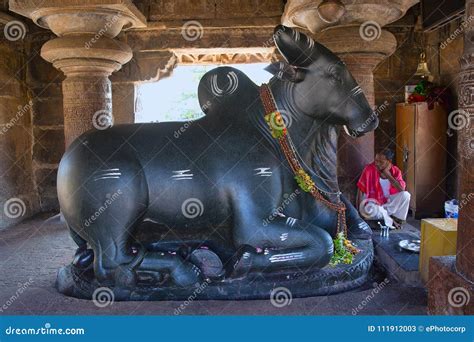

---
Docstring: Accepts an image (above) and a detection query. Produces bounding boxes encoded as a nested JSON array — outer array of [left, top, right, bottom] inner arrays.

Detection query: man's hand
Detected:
[[383, 162, 404, 191], [382, 162, 392, 177]]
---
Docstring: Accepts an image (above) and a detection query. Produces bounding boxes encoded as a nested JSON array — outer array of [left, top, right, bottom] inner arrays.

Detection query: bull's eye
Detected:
[[327, 64, 343, 84], [330, 72, 342, 84]]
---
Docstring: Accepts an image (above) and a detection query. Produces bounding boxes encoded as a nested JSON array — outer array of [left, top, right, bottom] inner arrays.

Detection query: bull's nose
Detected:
[[344, 109, 379, 137], [366, 114, 379, 131]]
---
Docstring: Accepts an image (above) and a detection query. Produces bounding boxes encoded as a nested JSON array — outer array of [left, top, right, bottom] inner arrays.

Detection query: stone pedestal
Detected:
[[9, 0, 146, 146]]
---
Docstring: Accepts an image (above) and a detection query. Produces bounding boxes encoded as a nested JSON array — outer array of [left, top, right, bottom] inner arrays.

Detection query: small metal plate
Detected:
[[398, 239, 421, 253]]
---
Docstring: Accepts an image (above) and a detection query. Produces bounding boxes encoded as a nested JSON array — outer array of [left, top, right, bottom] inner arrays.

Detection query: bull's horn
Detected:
[[273, 25, 315, 67], [264, 61, 306, 83]]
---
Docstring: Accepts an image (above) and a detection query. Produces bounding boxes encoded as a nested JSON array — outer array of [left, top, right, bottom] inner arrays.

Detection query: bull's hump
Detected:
[[197, 66, 260, 121]]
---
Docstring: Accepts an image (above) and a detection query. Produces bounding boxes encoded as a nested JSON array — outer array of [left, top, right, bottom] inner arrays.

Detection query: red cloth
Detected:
[[357, 162, 406, 204]]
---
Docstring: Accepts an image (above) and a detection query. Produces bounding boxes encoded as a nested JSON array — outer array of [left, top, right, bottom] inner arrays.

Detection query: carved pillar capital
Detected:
[[282, 0, 419, 33], [9, 0, 146, 37], [9, 0, 147, 146], [41, 35, 132, 77]]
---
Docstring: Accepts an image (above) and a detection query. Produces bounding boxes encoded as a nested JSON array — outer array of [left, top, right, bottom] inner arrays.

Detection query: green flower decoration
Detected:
[[265, 112, 287, 139], [330, 232, 357, 266], [294, 169, 315, 192]]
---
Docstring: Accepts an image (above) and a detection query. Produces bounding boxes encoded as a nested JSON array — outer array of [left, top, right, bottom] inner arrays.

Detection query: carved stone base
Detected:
[[56, 240, 373, 301]]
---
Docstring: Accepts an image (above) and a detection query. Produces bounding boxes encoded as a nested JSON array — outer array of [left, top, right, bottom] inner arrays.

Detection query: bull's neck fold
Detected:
[[267, 79, 341, 202]]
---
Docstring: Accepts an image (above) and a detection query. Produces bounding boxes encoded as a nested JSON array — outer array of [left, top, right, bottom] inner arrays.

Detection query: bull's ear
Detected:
[[264, 61, 306, 83], [273, 25, 315, 67]]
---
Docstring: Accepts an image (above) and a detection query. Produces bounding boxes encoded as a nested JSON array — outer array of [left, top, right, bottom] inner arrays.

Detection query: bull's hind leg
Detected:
[[88, 216, 202, 289], [83, 183, 201, 288], [68, 157, 150, 289], [85, 191, 146, 287], [68, 223, 94, 268], [232, 215, 334, 275]]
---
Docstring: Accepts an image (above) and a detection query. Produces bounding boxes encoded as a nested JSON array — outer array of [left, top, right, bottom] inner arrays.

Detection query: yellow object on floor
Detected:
[[419, 218, 458, 284]]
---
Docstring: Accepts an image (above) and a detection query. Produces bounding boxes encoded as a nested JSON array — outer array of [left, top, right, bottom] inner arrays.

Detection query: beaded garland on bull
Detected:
[[260, 83, 359, 265]]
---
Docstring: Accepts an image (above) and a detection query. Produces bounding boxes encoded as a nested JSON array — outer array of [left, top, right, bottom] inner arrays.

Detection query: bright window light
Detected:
[[135, 63, 271, 123]]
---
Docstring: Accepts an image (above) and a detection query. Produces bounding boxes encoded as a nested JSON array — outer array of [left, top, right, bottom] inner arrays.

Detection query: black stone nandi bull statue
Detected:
[[56, 25, 378, 300]]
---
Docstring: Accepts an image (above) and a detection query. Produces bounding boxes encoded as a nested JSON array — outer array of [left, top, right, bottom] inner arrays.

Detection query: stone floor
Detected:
[[0, 213, 427, 315]]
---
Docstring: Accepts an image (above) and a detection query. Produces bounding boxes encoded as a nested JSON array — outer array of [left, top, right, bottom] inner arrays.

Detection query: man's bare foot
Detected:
[[390, 216, 403, 229]]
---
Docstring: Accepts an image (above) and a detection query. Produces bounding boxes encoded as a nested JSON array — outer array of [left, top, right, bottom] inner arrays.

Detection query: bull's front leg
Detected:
[[340, 194, 373, 240], [231, 215, 334, 277]]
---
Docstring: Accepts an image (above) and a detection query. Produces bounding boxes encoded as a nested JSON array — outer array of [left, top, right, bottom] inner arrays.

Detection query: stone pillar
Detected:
[[426, 1, 474, 315], [316, 26, 397, 202], [9, 0, 146, 147], [456, 0, 474, 284], [41, 36, 133, 146]]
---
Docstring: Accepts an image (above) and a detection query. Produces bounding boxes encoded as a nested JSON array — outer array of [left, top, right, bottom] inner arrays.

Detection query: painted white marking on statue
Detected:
[[93, 169, 122, 182], [269, 252, 304, 263], [254, 168, 272, 177], [172, 170, 194, 180], [285, 217, 296, 227]]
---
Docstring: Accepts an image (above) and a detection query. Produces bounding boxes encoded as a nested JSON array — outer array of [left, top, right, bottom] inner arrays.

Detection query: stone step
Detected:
[[373, 230, 422, 287]]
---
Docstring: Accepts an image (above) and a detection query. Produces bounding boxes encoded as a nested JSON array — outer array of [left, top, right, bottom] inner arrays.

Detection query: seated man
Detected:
[[357, 149, 411, 229]]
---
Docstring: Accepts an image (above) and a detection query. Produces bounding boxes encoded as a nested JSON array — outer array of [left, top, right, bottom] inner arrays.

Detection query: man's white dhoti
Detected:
[[359, 191, 411, 228]]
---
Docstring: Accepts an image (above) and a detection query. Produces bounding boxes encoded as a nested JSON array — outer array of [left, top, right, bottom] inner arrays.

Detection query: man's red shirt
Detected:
[[357, 162, 406, 204]]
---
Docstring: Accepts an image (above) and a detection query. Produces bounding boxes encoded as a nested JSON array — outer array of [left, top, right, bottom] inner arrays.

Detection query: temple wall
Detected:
[[374, 7, 463, 199], [0, 28, 40, 228]]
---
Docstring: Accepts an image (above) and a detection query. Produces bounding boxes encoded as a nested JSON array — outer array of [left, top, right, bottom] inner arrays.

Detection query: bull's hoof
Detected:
[[72, 248, 94, 269], [228, 245, 255, 278], [171, 262, 203, 287], [189, 248, 224, 280]]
